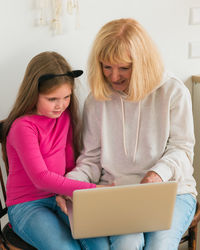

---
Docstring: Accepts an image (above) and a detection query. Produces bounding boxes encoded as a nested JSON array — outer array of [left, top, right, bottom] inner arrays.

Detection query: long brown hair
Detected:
[[0, 51, 82, 171]]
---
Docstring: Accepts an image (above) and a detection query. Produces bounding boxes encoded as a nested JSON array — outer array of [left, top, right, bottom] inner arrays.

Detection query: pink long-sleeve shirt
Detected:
[[6, 110, 96, 206]]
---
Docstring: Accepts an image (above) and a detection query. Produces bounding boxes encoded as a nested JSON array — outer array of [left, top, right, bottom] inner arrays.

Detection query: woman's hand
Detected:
[[140, 171, 163, 184], [56, 195, 69, 215]]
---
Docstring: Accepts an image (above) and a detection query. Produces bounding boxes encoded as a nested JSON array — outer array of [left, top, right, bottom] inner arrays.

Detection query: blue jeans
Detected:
[[8, 194, 196, 250], [109, 193, 196, 250], [8, 196, 109, 250]]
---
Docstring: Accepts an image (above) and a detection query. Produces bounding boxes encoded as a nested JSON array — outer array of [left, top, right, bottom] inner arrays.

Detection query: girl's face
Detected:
[[101, 61, 132, 93], [36, 83, 72, 118]]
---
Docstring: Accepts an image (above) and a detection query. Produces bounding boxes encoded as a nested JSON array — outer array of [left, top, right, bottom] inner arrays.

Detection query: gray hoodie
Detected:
[[67, 72, 197, 197]]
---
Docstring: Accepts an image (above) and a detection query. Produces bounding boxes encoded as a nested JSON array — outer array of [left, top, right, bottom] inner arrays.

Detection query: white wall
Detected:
[[1, 0, 200, 115], [0, 0, 200, 248]]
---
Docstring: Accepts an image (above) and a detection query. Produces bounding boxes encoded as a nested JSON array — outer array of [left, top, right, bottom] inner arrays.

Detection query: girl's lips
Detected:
[[53, 111, 62, 115]]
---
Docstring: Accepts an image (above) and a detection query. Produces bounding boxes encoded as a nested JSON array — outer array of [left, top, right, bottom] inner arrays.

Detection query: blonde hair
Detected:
[[0, 51, 82, 170], [88, 18, 164, 101]]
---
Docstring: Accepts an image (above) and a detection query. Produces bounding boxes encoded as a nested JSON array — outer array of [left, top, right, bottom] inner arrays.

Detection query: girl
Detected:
[[0, 51, 110, 250]]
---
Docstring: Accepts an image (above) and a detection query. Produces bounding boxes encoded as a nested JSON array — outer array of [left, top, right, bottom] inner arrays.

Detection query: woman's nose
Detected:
[[111, 69, 120, 82]]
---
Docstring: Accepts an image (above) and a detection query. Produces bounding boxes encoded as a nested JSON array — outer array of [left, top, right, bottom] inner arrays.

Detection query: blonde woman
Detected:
[[0, 51, 110, 250], [59, 18, 197, 250]]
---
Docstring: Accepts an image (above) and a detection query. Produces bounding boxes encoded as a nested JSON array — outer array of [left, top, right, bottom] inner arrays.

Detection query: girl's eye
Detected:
[[64, 94, 71, 100], [48, 98, 56, 102]]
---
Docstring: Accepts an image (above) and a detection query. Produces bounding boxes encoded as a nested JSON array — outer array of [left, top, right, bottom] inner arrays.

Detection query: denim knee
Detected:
[[110, 233, 144, 250], [8, 198, 81, 250], [144, 194, 196, 250], [79, 236, 110, 250]]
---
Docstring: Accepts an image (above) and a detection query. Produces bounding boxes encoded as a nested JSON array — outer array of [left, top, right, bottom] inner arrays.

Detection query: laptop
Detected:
[[67, 181, 177, 239]]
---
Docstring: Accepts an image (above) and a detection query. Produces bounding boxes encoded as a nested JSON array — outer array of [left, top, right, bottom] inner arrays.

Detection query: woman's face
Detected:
[[101, 61, 132, 93], [36, 83, 72, 118]]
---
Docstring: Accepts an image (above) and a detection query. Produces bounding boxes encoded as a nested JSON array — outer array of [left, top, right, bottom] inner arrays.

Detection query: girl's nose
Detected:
[[55, 100, 62, 109]]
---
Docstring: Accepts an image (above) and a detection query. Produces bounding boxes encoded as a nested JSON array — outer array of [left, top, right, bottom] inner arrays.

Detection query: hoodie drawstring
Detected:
[[120, 97, 128, 156], [120, 97, 141, 162], [133, 101, 140, 162]]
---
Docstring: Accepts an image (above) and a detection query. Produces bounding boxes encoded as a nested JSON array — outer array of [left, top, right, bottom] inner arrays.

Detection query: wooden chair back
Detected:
[[179, 200, 200, 250]]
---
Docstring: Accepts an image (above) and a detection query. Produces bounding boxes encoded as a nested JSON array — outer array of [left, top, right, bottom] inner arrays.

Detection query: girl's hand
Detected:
[[140, 171, 163, 184], [96, 185, 107, 188], [96, 183, 115, 188], [56, 195, 68, 215]]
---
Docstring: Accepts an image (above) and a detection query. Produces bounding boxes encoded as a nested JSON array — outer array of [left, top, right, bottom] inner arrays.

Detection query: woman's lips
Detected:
[[111, 80, 125, 85]]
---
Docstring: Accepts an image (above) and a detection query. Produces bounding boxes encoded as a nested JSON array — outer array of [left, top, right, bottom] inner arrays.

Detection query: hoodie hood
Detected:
[[147, 71, 171, 96]]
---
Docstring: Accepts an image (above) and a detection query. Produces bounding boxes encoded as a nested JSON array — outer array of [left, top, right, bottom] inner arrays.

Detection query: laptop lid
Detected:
[[67, 181, 177, 239]]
